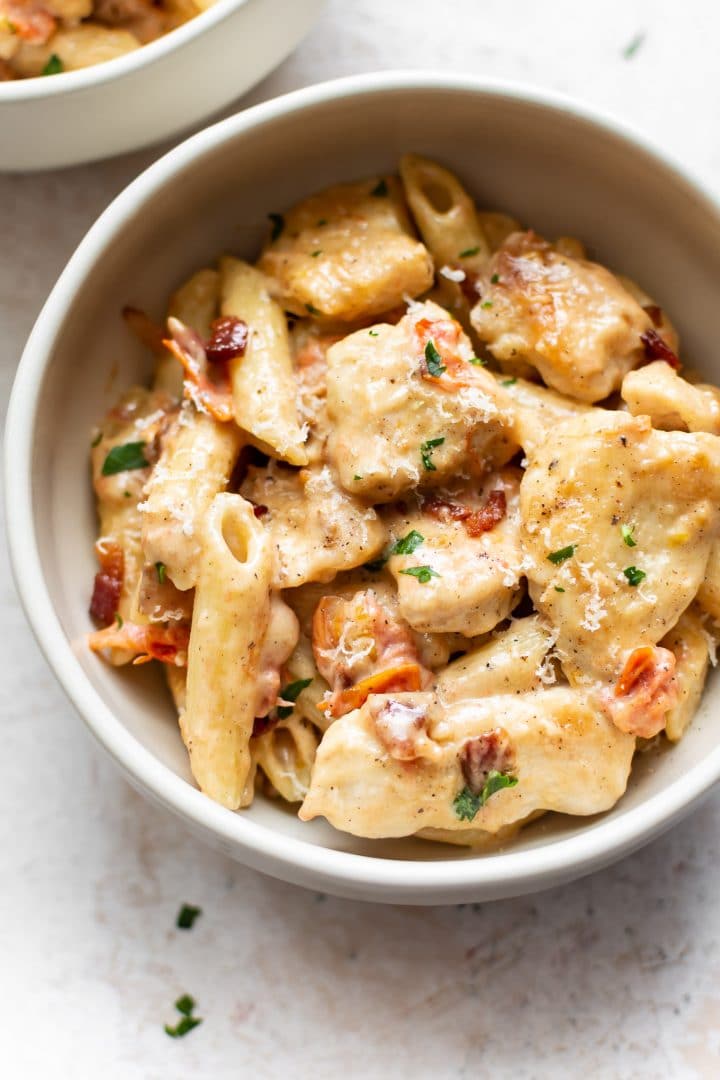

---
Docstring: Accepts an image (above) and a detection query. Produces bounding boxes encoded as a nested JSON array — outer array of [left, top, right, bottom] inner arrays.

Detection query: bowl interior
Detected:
[[22, 81, 720, 882]]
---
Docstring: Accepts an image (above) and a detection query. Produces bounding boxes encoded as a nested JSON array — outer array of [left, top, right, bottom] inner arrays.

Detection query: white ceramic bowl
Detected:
[[0, 0, 323, 171], [8, 72, 720, 904]]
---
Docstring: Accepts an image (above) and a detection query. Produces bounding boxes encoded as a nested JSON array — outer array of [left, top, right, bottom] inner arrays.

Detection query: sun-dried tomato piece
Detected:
[[464, 490, 507, 536], [460, 728, 514, 794], [89, 539, 124, 625], [205, 316, 248, 365], [641, 328, 681, 371], [604, 645, 679, 738], [88, 620, 190, 666]]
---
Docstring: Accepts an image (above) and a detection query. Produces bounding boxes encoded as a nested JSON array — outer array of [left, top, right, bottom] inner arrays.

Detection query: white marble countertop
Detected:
[[3, 1, 720, 1076]]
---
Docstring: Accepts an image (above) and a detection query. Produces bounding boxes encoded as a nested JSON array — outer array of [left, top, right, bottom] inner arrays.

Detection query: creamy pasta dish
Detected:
[[86, 155, 720, 848], [0, 0, 214, 78]]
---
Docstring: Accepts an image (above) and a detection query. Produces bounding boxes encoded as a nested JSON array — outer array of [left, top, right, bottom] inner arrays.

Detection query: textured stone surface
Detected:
[[2, 1, 720, 1075]]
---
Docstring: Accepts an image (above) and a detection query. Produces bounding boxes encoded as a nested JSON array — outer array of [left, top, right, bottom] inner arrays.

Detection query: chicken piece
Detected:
[[617, 274, 680, 355], [240, 463, 386, 588], [312, 589, 432, 718], [11, 24, 139, 76], [622, 361, 720, 434], [291, 324, 341, 465], [300, 688, 634, 839], [257, 176, 433, 323], [521, 410, 720, 690], [384, 468, 524, 637], [470, 231, 654, 403], [326, 300, 517, 502], [436, 615, 556, 701], [494, 374, 593, 454], [660, 607, 714, 742]]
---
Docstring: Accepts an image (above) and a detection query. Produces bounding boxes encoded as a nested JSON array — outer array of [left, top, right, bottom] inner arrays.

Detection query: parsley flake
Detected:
[[391, 530, 425, 556], [353, 474, 363, 480], [370, 179, 388, 197], [424, 339, 446, 377], [42, 53, 63, 76], [115, 613, 124, 629], [490, 273, 500, 284], [399, 565, 440, 584], [554, 586, 565, 593], [311, 250, 322, 257], [459, 246, 480, 258], [621, 523, 637, 547], [369, 329, 379, 337], [481, 300, 493, 309], [622, 31, 645, 60], [155, 562, 167, 585], [501, 377, 517, 386], [420, 436, 445, 471], [175, 995, 196, 1016], [268, 212, 284, 241], [176, 903, 202, 930], [277, 678, 312, 719], [316, 218, 327, 226], [305, 303, 321, 316], [453, 771, 518, 821], [469, 356, 487, 366], [548, 544, 576, 564], [101, 441, 148, 476], [164, 995, 202, 1038], [623, 565, 646, 587]]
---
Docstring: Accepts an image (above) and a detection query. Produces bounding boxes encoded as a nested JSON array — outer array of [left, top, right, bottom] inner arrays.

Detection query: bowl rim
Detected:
[[7, 69, 720, 899], [0, 0, 249, 100]]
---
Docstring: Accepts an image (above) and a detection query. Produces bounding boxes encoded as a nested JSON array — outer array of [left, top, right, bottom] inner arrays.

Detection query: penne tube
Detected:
[[399, 154, 490, 271]]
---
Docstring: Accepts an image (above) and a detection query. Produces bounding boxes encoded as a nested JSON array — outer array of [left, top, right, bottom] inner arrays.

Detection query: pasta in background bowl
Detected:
[[8, 73, 720, 903]]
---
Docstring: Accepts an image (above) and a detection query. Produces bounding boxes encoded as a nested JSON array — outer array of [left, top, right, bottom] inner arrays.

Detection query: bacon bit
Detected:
[[164, 317, 234, 422], [423, 489, 506, 537], [605, 645, 679, 738], [318, 663, 424, 718], [88, 620, 190, 667], [641, 328, 681, 371], [464, 490, 507, 536], [89, 539, 124, 626], [4, 1, 56, 43], [252, 504, 268, 518], [414, 316, 486, 392], [643, 304, 663, 328], [122, 306, 165, 353], [205, 316, 248, 364], [372, 698, 430, 761], [460, 728, 514, 794]]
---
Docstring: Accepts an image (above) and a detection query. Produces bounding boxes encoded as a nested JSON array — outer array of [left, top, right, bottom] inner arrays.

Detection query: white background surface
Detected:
[[3, 1, 720, 1076]]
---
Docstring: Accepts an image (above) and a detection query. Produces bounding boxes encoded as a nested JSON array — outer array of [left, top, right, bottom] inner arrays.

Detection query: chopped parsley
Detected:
[[91, 430, 102, 448], [164, 995, 202, 1038], [547, 544, 576, 565], [481, 300, 493, 309], [453, 770, 518, 821], [42, 53, 63, 76], [369, 329, 379, 337], [370, 179, 388, 197], [123, 491, 131, 499], [459, 246, 480, 258], [311, 250, 322, 257], [424, 339, 446, 377], [101, 441, 148, 476], [622, 31, 645, 60], [554, 586, 565, 593], [469, 356, 487, 366], [490, 273, 500, 284], [623, 565, 646, 587], [316, 218, 328, 226], [501, 377, 517, 386], [268, 212, 284, 241], [277, 678, 312, 719], [155, 562, 167, 585], [115, 613, 123, 629], [621, 523, 637, 547], [176, 904, 202, 930], [420, 435, 445, 471], [391, 529, 425, 556], [399, 565, 440, 584], [305, 303, 321, 316], [353, 474, 363, 480]]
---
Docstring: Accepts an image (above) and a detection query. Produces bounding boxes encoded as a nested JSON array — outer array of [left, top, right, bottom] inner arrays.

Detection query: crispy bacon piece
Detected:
[[122, 306, 166, 353], [312, 590, 431, 719], [3, 1, 56, 43], [422, 489, 507, 537], [641, 328, 681, 371], [163, 317, 234, 422], [317, 663, 423, 717], [604, 645, 679, 738], [372, 698, 431, 761], [88, 620, 190, 666], [89, 539, 124, 626], [460, 727, 514, 794], [205, 316, 248, 365]]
